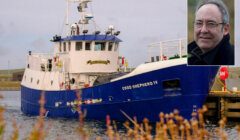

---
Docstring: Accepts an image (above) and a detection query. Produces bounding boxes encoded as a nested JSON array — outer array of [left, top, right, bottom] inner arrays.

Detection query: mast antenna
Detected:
[[66, 0, 92, 35]]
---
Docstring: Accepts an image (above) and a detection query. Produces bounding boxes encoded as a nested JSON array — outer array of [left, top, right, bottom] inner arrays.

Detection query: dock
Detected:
[[205, 90, 240, 119]]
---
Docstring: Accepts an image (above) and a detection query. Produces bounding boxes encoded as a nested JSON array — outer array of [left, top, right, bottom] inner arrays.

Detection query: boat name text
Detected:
[[87, 60, 110, 65], [122, 80, 158, 91]]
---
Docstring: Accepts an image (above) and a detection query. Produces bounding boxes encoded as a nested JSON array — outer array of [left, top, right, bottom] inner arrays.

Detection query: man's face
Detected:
[[194, 4, 229, 53]]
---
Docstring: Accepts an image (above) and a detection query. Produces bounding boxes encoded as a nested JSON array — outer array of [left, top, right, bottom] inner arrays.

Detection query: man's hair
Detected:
[[195, 0, 229, 24]]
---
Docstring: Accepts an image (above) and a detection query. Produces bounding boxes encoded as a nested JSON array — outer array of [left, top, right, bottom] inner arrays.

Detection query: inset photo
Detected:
[[188, 0, 235, 66]]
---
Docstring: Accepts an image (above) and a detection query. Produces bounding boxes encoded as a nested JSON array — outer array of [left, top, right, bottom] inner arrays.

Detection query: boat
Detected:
[[21, 0, 219, 122]]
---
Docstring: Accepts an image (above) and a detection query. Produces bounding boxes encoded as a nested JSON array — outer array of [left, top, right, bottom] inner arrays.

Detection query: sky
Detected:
[[0, 0, 239, 70]]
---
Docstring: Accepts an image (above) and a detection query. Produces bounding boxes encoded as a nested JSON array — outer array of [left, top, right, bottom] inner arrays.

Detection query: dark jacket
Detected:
[[188, 34, 234, 65]]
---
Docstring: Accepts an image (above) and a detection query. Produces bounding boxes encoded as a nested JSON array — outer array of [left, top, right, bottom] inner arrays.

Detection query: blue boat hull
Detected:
[[21, 64, 219, 121]]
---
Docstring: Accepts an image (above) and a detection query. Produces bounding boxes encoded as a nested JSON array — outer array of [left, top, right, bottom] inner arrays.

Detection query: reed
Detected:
[[9, 119, 19, 140], [1, 91, 240, 139], [75, 90, 88, 140], [27, 91, 47, 140], [0, 94, 6, 140], [104, 105, 238, 140]]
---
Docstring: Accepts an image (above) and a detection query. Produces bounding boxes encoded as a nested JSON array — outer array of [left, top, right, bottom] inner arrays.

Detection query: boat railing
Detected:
[[27, 52, 70, 72], [147, 38, 187, 62], [27, 52, 54, 71]]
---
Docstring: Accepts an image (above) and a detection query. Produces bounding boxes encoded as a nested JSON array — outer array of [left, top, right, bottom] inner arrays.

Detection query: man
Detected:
[[188, 0, 234, 65]]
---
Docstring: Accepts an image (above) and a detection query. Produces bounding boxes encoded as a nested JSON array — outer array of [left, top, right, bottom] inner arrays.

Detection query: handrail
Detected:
[[147, 38, 187, 62]]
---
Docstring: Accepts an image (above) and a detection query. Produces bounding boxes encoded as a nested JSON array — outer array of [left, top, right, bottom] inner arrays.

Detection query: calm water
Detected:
[[0, 91, 239, 140], [0, 91, 113, 139]]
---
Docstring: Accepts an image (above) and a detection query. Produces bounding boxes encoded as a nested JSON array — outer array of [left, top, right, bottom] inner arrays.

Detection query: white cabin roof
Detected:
[[111, 58, 187, 81]]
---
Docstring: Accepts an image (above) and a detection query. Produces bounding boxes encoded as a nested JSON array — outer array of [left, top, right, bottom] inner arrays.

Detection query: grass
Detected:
[[0, 69, 23, 90], [0, 69, 24, 75], [0, 75, 12, 79], [0, 81, 20, 90], [0, 82, 20, 87], [0, 94, 6, 140]]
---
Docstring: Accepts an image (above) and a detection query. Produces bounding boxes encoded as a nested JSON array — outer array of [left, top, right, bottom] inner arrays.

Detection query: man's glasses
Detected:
[[194, 21, 225, 29]]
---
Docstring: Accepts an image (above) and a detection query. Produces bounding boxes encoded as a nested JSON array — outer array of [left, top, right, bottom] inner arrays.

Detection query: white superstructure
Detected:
[[21, 0, 124, 91]]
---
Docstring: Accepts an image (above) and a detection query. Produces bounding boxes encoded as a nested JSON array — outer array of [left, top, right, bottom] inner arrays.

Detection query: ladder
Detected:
[[65, 72, 71, 90]]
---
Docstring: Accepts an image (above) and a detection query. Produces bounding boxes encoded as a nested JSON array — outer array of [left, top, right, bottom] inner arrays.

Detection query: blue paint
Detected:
[[21, 64, 219, 122], [58, 35, 122, 42]]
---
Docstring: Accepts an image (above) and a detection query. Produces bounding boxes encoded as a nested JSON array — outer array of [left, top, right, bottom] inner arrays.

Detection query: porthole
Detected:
[[70, 78, 75, 84]]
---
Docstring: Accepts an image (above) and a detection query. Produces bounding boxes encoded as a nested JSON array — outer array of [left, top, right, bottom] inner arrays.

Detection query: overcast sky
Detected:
[[0, 0, 239, 70]]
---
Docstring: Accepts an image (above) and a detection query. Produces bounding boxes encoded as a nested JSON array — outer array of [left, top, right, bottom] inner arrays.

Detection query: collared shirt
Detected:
[[188, 34, 234, 65]]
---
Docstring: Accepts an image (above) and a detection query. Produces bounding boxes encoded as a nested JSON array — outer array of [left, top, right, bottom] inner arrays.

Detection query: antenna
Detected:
[[78, 0, 92, 32], [107, 25, 114, 35], [66, 0, 92, 35], [66, 0, 70, 35]]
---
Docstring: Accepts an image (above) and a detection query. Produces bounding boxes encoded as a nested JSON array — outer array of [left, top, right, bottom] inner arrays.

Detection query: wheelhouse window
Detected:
[[59, 42, 62, 52], [108, 42, 113, 51], [114, 43, 119, 51], [151, 57, 154, 62], [68, 42, 71, 51], [95, 42, 106, 51], [85, 42, 91, 50], [76, 42, 83, 51], [63, 42, 66, 52]]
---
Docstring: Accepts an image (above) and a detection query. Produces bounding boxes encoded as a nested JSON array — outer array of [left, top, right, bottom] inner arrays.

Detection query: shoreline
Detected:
[[0, 87, 20, 91], [0, 81, 21, 91]]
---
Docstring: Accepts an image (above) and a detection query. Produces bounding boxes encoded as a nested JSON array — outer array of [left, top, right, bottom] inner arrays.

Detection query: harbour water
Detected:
[[1, 91, 113, 139], [0, 91, 239, 139]]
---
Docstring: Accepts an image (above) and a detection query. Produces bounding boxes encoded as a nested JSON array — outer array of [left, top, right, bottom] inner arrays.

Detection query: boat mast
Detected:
[[78, 0, 93, 33], [66, 0, 93, 36], [66, 0, 70, 36]]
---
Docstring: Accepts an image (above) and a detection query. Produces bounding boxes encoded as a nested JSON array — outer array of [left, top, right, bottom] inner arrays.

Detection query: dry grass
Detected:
[[104, 106, 240, 140], [9, 119, 19, 140], [0, 82, 20, 88], [0, 75, 11, 79], [1, 92, 240, 139], [0, 82, 20, 91], [0, 94, 6, 140], [27, 92, 47, 140]]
